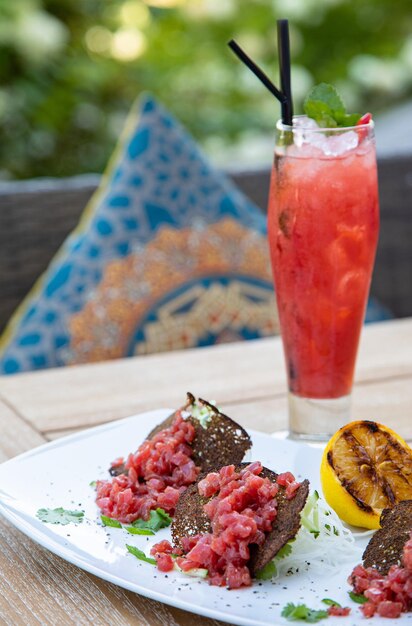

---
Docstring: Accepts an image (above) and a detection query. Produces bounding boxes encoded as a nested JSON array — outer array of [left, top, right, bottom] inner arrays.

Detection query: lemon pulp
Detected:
[[320, 420, 412, 529]]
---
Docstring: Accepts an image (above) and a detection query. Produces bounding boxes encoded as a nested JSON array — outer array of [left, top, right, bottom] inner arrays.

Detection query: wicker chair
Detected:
[[0, 155, 411, 335]]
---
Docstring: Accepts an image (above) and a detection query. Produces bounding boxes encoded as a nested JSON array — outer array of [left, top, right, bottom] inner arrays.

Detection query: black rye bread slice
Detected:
[[172, 463, 310, 577], [363, 500, 412, 575], [147, 393, 252, 472], [109, 393, 252, 476]]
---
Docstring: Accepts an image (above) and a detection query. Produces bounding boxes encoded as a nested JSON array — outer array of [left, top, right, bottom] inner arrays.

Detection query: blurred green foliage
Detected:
[[0, 0, 411, 179]]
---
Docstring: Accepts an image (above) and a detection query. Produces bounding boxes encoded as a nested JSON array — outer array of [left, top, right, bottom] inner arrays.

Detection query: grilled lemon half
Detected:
[[320, 420, 412, 529]]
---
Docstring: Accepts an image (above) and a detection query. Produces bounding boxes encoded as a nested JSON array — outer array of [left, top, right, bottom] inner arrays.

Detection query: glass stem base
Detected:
[[288, 392, 352, 441]]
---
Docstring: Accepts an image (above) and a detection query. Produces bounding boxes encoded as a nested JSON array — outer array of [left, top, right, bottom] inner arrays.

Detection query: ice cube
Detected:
[[321, 131, 359, 156], [293, 116, 320, 148], [292, 116, 359, 156], [293, 116, 319, 130]]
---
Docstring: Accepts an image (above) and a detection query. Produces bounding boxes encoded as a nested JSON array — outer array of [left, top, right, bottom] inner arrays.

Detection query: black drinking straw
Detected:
[[228, 19, 294, 127], [228, 40, 286, 106], [277, 19, 293, 126]]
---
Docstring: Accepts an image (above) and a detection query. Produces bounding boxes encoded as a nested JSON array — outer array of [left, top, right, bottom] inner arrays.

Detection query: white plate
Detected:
[[0, 409, 403, 626]]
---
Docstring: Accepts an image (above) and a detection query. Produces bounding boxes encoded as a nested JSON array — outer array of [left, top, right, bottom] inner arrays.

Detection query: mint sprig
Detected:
[[36, 507, 84, 525], [304, 83, 360, 128]]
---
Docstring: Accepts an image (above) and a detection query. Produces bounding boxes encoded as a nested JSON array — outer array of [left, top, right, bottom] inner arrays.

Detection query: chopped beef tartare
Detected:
[[96, 412, 200, 523], [150, 462, 301, 589], [349, 531, 412, 618]]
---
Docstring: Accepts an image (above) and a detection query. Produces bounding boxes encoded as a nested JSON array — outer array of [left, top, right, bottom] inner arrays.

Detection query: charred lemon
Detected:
[[320, 420, 412, 529]]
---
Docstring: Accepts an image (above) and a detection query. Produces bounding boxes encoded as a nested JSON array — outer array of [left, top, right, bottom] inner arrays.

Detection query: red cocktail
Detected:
[[268, 117, 379, 438]]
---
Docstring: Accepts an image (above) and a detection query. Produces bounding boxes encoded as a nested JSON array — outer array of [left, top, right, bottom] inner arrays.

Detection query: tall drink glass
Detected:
[[268, 117, 379, 440]]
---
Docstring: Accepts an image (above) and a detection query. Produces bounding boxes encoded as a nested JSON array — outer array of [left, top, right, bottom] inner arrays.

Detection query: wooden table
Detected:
[[0, 317, 411, 625]]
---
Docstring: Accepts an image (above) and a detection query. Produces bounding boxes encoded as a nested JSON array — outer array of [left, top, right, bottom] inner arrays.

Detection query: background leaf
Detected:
[[0, 0, 411, 178]]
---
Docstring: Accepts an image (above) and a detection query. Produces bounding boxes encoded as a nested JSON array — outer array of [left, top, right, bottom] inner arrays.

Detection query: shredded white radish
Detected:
[[269, 491, 364, 579], [351, 528, 376, 539]]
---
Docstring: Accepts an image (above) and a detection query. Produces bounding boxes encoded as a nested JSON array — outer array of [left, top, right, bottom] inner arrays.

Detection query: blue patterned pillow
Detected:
[[0, 95, 278, 373]]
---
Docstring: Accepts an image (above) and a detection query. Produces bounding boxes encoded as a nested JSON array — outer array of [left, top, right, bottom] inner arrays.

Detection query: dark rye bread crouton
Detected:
[[172, 463, 309, 577], [110, 393, 252, 476], [363, 500, 412, 575], [147, 393, 252, 471]]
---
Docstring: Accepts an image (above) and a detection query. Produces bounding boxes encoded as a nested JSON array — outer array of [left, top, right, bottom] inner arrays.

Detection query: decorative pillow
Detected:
[[0, 95, 278, 373]]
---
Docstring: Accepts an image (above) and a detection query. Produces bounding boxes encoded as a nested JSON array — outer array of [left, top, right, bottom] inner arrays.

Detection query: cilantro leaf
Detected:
[[89, 480, 97, 488], [256, 560, 277, 580], [131, 508, 172, 532], [36, 507, 84, 525], [304, 610, 329, 623], [348, 591, 368, 604], [304, 83, 360, 128], [100, 515, 122, 528], [322, 598, 341, 607], [100, 508, 171, 533], [155, 508, 173, 525], [126, 544, 156, 565], [125, 526, 155, 536], [277, 542, 293, 559], [281, 602, 328, 622], [255, 540, 295, 580]]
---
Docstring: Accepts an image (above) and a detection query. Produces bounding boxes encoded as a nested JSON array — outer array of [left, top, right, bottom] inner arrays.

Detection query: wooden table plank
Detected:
[[0, 337, 285, 432], [353, 317, 412, 381], [225, 373, 412, 440], [0, 399, 44, 463], [43, 371, 412, 443], [0, 515, 227, 626], [1, 318, 412, 434]]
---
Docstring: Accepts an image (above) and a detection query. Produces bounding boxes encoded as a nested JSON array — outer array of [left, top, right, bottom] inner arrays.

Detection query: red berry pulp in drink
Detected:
[[268, 132, 379, 399]]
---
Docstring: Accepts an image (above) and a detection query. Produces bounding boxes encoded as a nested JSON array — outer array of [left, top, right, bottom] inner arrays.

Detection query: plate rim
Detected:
[[0, 410, 328, 626]]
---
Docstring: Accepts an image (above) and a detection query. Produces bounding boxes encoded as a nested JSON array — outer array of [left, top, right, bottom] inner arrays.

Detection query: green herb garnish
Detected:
[[100, 508, 171, 533], [125, 526, 155, 536], [277, 542, 293, 559], [281, 602, 328, 622], [304, 83, 360, 128], [126, 544, 156, 565], [348, 591, 368, 604], [190, 401, 217, 429], [100, 515, 122, 528], [89, 480, 97, 488], [255, 541, 293, 580], [322, 598, 341, 607], [256, 560, 277, 580], [36, 507, 84, 525], [131, 508, 172, 532]]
